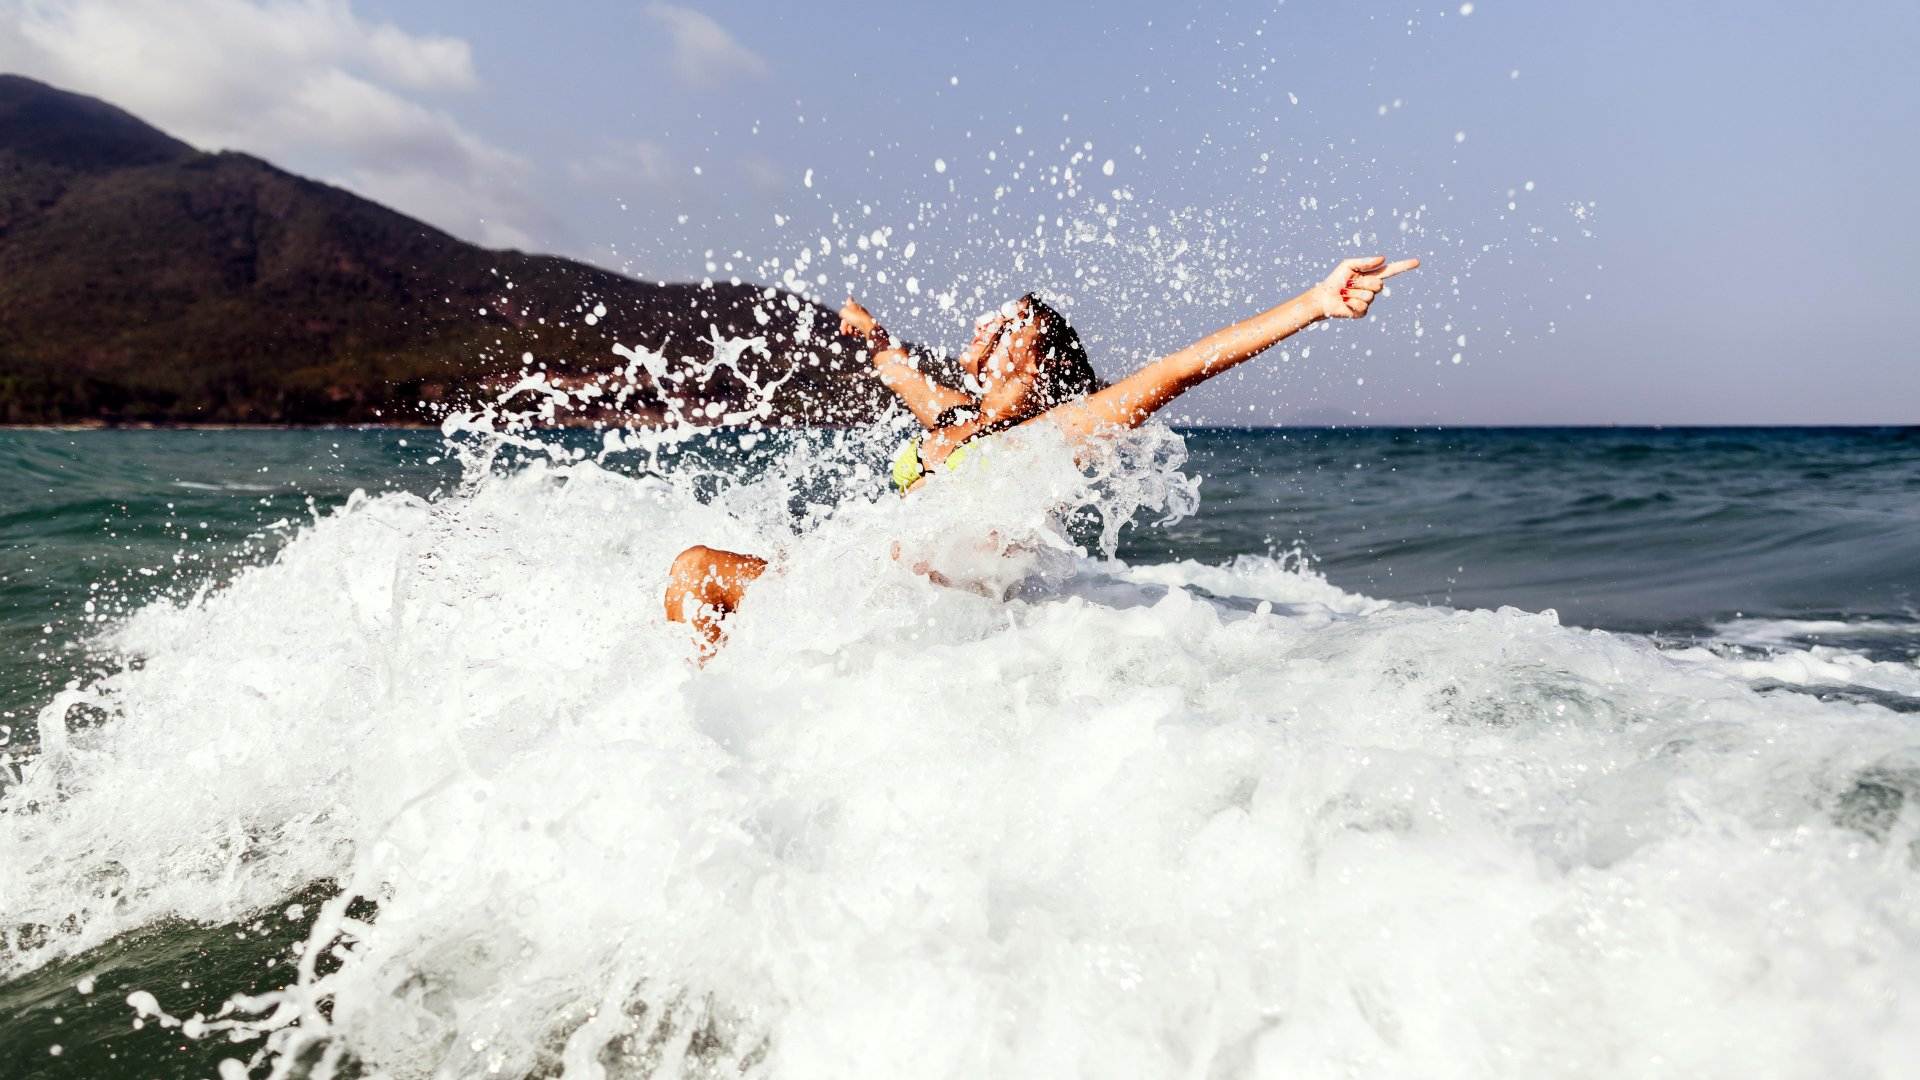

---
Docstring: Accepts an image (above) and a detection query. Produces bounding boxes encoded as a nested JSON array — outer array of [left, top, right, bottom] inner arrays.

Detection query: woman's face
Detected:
[[958, 309, 1006, 382], [965, 301, 1052, 422], [961, 300, 1042, 388]]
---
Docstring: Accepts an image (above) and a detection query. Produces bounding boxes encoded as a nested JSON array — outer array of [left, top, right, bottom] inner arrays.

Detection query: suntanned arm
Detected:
[[841, 297, 975, 430], [1041, 292, 1324, 439], [871, 347, 974, 429], [1040, 256, 1419, 441]]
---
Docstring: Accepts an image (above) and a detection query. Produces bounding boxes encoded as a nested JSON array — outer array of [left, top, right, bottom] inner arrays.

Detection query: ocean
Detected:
[[2, 424, 1918, 1078]]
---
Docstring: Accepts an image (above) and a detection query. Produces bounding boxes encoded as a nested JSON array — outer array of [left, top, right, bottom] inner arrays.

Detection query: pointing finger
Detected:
[[1381, 258, 1421, 279]]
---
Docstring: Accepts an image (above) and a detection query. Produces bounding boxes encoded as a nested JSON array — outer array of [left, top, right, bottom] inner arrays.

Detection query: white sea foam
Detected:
[[1713, 616, 1920, 651], [1670, 642, 1920, 702], [4, 419, 1920, 1079]]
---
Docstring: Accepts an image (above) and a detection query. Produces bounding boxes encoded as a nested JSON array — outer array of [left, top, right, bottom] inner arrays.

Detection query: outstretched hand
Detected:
[[839, 297, 878, 340], [1313, 256, 1420, 319]]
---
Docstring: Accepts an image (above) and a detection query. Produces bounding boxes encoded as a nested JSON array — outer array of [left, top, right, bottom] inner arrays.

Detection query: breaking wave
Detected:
[[4, 398, 1920, 1079]]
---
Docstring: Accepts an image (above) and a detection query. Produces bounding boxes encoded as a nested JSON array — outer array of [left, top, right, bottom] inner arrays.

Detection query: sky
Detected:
[[2, 0, 1916, 424]]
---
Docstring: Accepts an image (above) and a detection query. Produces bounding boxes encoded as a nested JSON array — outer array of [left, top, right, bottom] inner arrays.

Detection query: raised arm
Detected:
[[840, 297, 974, 429], [1042, 256, 1419, 440]]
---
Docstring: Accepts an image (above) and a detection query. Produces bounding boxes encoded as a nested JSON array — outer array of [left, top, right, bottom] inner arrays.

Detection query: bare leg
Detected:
[[663, 545, 769, 659]]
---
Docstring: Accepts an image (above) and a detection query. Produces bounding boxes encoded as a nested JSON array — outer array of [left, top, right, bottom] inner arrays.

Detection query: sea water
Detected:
[[1, 422, 1918, 1078]]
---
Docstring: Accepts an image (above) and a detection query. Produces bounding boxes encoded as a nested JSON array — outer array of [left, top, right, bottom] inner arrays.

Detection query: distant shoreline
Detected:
[[3, 421, 1914, 433], [0, 422, 443, 431]]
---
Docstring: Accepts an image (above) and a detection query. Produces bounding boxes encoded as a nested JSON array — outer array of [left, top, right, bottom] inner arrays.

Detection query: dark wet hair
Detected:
[[1016, 293, 1103, 407]]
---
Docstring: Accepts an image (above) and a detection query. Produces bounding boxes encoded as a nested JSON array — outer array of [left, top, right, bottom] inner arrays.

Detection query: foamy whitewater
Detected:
[[3, 399, 1919, 1079]]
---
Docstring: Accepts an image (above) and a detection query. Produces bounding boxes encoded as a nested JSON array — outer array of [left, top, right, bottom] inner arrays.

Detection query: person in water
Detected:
[[664, 254, 1421, 654]]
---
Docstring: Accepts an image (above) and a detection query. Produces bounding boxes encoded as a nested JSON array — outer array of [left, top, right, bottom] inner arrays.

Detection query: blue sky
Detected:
[[4, 0, 1916, 424]]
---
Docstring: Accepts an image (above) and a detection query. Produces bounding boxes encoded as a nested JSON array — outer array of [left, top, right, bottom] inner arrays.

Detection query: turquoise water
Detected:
[[3, 425, 1919, 1078], [0, 431, 457, 730]]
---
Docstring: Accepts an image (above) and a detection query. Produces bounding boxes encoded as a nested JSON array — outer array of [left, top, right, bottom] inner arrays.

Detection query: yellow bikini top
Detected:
[[890, 434, 978, 493], [890, 410, 1030, 493]]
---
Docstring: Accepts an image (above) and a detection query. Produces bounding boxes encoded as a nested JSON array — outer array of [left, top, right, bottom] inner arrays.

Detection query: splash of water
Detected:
[[4, 365, 1919, 1077]]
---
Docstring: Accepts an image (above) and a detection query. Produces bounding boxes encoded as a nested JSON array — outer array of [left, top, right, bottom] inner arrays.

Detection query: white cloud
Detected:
[[569, 139, 678, 188], [0, 0, 552, 250], [644, 3, 768, 88]]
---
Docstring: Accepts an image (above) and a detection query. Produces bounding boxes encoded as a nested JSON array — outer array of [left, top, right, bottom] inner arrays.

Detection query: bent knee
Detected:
[[669, 544, 723, 582], [664, 545, 766, 623]]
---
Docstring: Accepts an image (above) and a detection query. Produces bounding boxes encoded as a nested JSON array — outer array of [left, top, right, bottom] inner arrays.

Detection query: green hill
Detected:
[[0, 74, 895, 426]]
